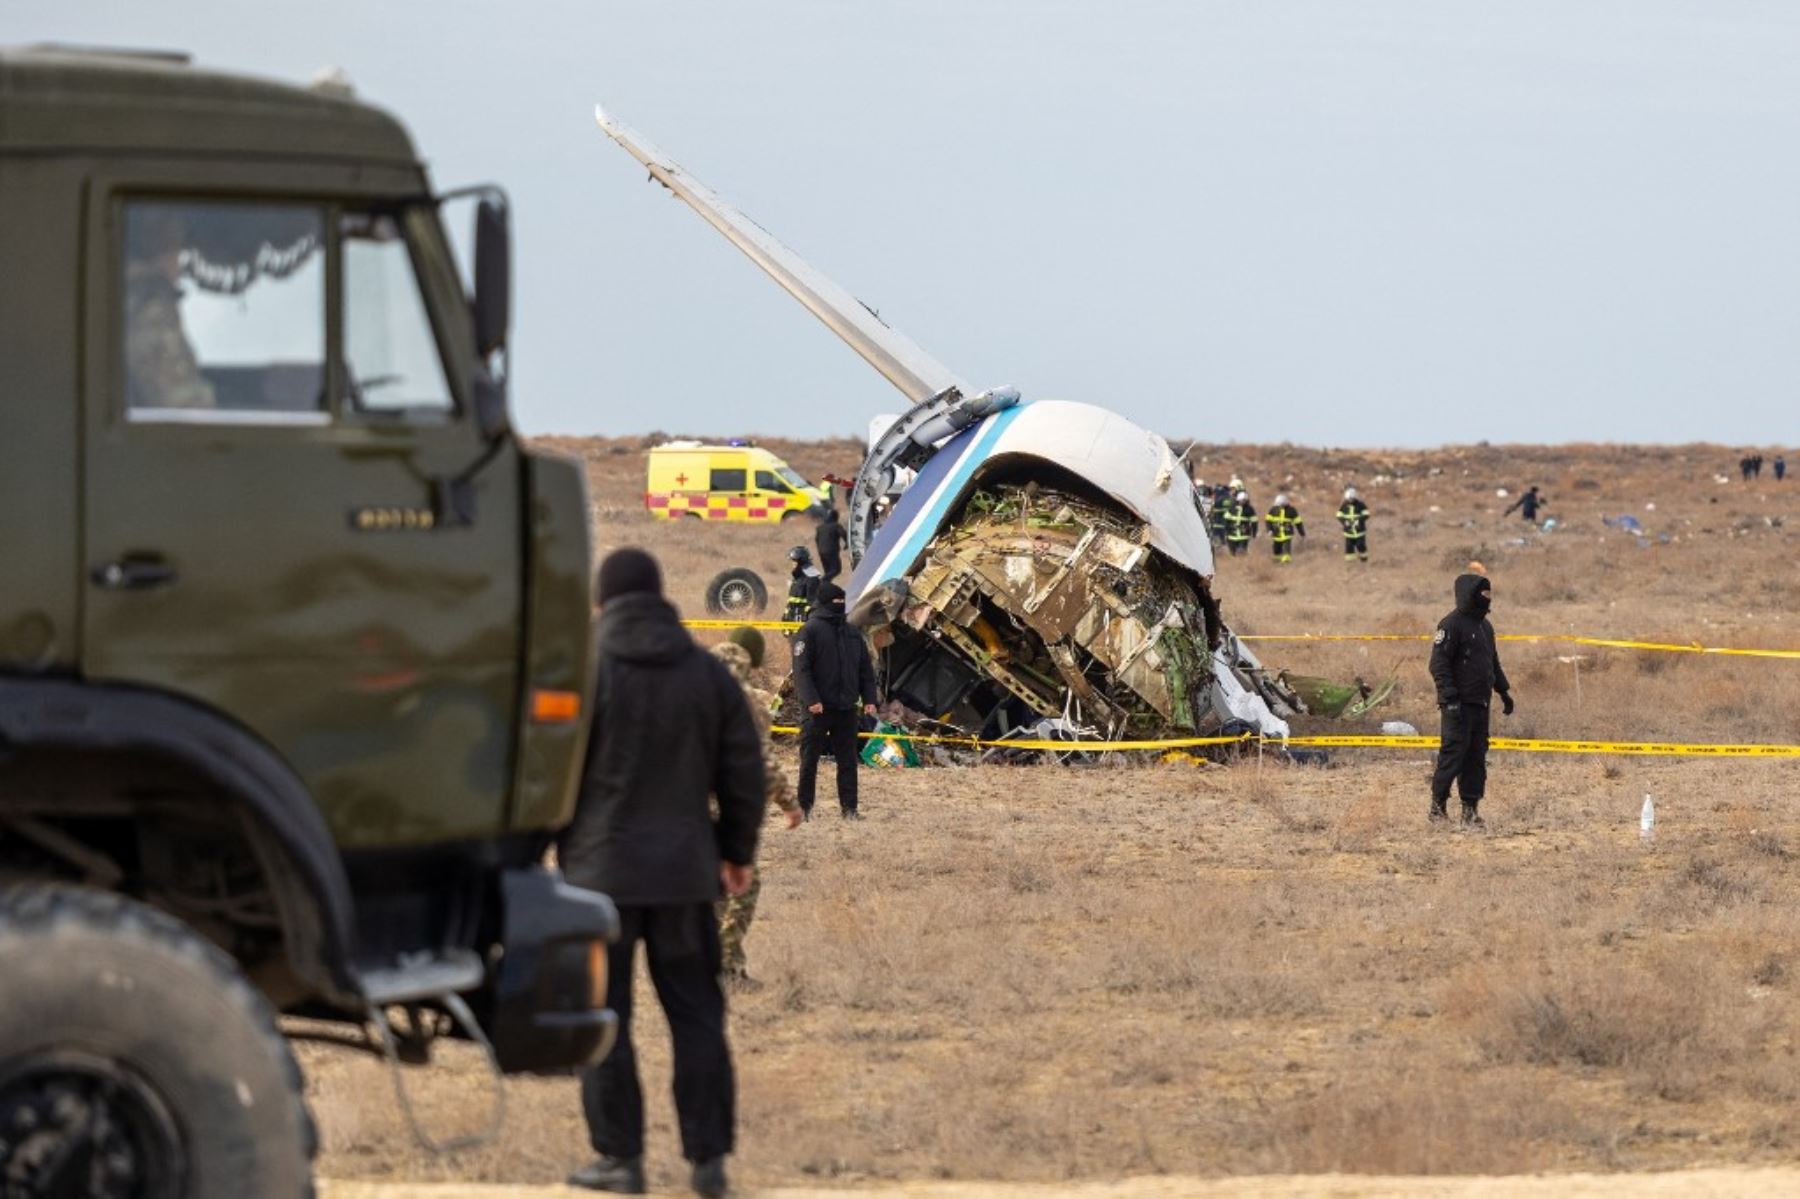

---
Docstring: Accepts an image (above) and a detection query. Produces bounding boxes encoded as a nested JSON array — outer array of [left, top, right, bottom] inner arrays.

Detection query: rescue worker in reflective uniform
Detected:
[[709, 642, 802, 986], [1427, 573, 1515, 827], [1264, 494, 1305, 563], [1336, 487, 1371, 562], [782, 546, 822, 625], [792, 583, 880, 820], [124, 208, 216, 410], [1207, 482, 1232, 546], [1224, 490, 1258, 556]]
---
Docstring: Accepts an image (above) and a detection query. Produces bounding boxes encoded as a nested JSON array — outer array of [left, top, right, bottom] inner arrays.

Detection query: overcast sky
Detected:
[[15, 1, 1800, 446]]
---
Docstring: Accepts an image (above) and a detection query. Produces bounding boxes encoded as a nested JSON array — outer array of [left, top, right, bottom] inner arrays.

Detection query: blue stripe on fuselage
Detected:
[[852, 404, 1023, 597]]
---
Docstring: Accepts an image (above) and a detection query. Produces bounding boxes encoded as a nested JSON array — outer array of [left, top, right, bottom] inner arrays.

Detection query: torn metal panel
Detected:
[[932, 618, 1060, 719], [1279, 671, 1400, 720], [886, 484, 1224, 736]]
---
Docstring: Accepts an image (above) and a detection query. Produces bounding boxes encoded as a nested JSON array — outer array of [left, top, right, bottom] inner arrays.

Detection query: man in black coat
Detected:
[[562, 549, 764, 1198], [1504, 485, 1545, 523], [791, 582, 880, 819], [814, 507, 849, 582], [1427, 572, 1515, 828]]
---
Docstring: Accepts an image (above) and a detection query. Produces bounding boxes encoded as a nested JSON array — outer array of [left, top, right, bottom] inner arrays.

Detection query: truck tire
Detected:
[[704, 567, 769, 617], [0, 884, 315, 1199]]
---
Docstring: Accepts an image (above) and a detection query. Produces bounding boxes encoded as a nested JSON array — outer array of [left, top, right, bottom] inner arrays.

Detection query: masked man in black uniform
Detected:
[[1427, 573, 1515, 827], [814, 507, 849, 582], [791, 583, 880, 819]]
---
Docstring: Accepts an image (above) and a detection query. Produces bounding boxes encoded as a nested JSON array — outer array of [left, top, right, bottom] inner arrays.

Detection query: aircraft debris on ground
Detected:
[[595, 108, 1394, 750]]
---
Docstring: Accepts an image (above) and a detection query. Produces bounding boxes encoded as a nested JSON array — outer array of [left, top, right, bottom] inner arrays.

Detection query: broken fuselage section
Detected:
[[876, 484, 1215, 737], [848, 396, 1300, 743]]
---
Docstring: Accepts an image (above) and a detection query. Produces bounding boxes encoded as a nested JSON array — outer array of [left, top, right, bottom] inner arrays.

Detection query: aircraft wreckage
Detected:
[[595, 108, 1391, 746]]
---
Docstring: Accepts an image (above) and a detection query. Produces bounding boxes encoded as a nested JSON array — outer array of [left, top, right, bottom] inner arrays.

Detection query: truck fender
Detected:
[[0, 676, 360, 1006]]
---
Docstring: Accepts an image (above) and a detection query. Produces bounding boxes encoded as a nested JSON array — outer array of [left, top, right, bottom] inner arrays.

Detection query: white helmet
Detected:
[[1236, 490, 1249, 502], [1229, 476, 1244, 489], [1274, 493, 1288, 507], [1344, 486, 1358, 500]]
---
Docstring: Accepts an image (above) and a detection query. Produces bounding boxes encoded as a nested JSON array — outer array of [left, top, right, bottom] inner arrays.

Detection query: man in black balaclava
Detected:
[[791, 582, 880, 819], [1426, 572, 1514, 827], [814, 506, 849, 583]]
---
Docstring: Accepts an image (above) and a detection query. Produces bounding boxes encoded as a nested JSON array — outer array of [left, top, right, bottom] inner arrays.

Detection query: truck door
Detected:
[[82, 189, 524, 849]]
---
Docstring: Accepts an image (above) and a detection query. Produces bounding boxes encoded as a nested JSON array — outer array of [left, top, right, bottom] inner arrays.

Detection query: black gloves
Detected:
[[1501, 691, 1515, 716]]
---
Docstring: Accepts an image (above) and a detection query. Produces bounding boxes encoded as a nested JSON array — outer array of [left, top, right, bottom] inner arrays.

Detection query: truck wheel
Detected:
[[0, 885, 315, 1199], [704, 567, 769, 617]]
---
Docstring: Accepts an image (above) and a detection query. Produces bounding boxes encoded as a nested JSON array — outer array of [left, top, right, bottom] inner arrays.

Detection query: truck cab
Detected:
[[0, 47, 613, 1194]]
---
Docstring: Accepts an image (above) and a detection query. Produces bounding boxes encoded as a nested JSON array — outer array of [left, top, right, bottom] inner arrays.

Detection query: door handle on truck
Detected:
[[92, 556, 177, 591]]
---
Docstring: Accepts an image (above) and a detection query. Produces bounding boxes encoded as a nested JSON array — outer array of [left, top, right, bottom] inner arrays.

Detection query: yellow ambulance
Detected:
[[644, 442, 831, 522]]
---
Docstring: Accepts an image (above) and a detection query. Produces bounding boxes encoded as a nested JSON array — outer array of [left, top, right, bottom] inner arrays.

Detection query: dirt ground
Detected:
[[319, 1165, 1800, 1197], [306, 437, 1798, 1193]]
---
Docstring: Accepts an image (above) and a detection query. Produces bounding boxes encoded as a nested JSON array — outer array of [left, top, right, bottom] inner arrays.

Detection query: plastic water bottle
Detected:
[[1640, 794, 1655, 844]]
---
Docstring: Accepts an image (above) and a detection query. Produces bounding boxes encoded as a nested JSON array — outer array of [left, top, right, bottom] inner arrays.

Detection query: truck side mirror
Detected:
[[473, 198, 510, 358]]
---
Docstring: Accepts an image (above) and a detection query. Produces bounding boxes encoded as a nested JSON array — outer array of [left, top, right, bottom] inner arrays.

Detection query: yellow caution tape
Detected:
[[766, 725, 1800, 758], [770, 726, 1251, 751], [676, 619, 799, 630], [681, 621, 1800, 658], [1240, 632, 1800, 659], [683, 618, 803, 631], [1486, 738, 1800, 758], [1508, 635, 1800, 660]]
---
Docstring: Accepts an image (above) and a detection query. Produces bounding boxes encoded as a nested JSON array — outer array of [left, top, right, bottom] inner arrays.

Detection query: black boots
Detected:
[[1431, 799, 1486, 828], [692, 1157, 729, 1198], [570, 1156, 728, 1196], [568, 1155, 646, 1194]]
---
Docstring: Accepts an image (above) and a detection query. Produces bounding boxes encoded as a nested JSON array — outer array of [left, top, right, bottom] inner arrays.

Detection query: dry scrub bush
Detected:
[[1245, 1067, 1588, 1176], [1448, 947, 1745, 1101], [1436, 828, 1800, 1111], [1095, 889, 1325, 1019]]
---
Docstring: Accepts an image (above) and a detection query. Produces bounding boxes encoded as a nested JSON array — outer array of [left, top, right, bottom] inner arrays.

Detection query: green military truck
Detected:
[[0, 47, 617, 1195]]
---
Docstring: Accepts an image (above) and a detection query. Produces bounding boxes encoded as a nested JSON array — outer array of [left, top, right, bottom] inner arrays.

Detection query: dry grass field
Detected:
[[307, 437, 1799, 1193]]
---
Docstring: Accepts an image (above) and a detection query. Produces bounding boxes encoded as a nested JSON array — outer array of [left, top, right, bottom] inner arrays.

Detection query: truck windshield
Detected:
[[778, 467, 811, 492], [341, 212, 454, 415]]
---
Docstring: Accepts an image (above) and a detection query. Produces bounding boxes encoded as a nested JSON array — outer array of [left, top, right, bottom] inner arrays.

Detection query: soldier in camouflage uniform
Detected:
[[710, 642, 801, 984], [124, 209, 217, 410]]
